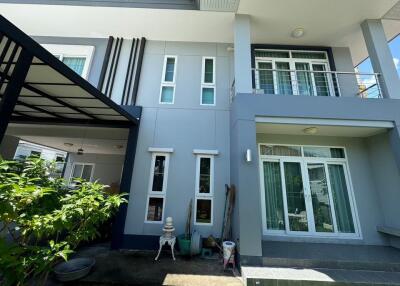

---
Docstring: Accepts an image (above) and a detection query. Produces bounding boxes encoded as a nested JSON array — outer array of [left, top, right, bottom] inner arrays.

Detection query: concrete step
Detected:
[[242, 266, 400, 286], [263, 256, 400, 272], [262, 242, 400, 272]]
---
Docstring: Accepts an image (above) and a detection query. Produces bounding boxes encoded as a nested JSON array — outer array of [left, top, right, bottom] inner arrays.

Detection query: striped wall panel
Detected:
[[98, 36, 146, 106]]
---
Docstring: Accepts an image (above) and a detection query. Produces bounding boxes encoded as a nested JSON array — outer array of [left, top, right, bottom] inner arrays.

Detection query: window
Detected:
[[69, 163, 94, 185], [42, 44, 94, 79], [30, 150, 41, 157], [159, 56, 177, 104], [194, 155, 214, 225], [255, 49, 334, 97], [259, 144, 359, 238], [145, 153, 170, 223], [201, 57, 216, 105]]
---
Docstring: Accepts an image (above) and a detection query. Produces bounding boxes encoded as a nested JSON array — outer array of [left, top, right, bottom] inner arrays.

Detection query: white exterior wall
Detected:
[[64, 153, 124, 187]]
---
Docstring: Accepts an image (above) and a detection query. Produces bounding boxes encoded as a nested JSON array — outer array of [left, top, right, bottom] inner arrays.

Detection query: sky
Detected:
[[357, 35, 400, 74]]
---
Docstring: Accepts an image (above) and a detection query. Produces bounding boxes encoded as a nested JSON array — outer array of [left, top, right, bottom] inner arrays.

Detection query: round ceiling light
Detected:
[[303, 127, 318, 135], [291, 28, 305, 38]]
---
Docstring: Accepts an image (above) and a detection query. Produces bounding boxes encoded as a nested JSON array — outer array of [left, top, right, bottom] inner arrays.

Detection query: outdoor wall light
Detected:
[[64, 142, 73, 147], [303, 127, 318, 135], [245, 149, 252, 162], [291, 27, 305, 38], [77, 148, 84, 155]]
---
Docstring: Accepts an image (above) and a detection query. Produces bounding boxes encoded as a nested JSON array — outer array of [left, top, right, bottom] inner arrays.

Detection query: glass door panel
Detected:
[[263, 161, 285, 230], [276, 62, 293, 95], [283, 162, 308, 232], [328, 164, 355, 233], [312, 64, 330, 96], [257, 62, 274, 94], [295, 62, 314, 96], [307, 163, 334, 233]]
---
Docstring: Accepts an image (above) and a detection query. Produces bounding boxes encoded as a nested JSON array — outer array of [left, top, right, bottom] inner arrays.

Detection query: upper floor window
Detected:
[[254, 49, 335, 97], [42, 44, 94, 79], [159, 55, 177, 104], [201, 57, 216, 106]]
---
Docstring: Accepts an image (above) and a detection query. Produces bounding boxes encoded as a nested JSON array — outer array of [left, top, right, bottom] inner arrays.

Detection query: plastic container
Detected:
[[177, 234, 191, 256], [53, 257, 95, 282], [223, 241, 235, 262], [190, 230, 202, 255]]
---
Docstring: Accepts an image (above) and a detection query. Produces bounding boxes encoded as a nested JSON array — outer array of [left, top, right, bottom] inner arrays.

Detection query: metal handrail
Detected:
[[250, 68, 382, 99], [252, 68, 380, 77]]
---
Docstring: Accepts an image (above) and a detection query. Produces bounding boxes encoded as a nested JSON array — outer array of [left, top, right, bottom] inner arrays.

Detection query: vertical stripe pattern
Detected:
[[98, 36, 146, 105]]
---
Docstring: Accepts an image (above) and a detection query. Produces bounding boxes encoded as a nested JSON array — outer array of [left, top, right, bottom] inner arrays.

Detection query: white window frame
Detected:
[[144, 153, 170, 223], [69, 162, 95, 185], [194, 154, 214, 226], [200, 56, 216, 106], [41, 44, 94, 79], [258, 143, 362, 239], [254, 49, 335, 97], [159, 55, 177, 104]]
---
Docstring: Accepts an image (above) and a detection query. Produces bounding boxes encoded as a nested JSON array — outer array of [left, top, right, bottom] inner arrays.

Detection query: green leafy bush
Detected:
[[0, 157, 127, 285]]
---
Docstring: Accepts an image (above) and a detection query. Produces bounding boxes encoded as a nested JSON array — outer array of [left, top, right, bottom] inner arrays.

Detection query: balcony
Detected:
[[230, 69, 383, 102]]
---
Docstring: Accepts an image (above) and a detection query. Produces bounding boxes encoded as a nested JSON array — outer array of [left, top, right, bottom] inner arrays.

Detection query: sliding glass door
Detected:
[[260, 145, 358, 237], [283, 161, 309, 232], [255, 50, 335, 96]]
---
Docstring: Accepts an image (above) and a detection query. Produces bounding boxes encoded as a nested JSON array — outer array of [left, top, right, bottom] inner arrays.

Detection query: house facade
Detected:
[[2, 0, 400, 277]]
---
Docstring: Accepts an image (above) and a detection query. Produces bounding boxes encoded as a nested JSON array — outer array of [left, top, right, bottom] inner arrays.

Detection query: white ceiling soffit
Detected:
[[237, 0, 400, 65], [198, 0, 239, 12], [384, 1, 400, 20], [255, 123, 388, 138], [0, 4, 235, 42]]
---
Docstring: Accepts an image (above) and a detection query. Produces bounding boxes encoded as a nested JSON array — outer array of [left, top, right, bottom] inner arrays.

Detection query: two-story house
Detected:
[[2, 0, 400, 284]]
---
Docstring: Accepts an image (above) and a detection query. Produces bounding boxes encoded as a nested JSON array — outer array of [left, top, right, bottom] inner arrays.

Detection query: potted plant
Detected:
[[177, 199, 192, 256]]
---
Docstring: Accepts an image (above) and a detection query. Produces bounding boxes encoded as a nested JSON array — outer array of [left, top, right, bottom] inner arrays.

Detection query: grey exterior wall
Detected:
[[23, 32, 400, 254], [64, 153, 124, 186], [230, 94, 400, 259], [256, 133, 388, 246], [123, 40, 233, 238], [331, 47, 359, 97], [33, 36, 108, 87], [366, 132, 400, 248]]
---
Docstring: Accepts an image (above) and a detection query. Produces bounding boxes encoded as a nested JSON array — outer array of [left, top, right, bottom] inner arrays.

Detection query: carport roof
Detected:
[[0, 15, 138, 127]]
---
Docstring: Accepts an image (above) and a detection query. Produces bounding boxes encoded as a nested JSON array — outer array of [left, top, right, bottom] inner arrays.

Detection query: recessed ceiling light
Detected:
[[64, 142, 73, 147], [303, 127, 318, 135], [292, 28, 305, 38]]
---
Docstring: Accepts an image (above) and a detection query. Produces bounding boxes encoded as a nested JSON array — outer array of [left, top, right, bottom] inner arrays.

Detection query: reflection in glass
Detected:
[[196, 199, 212, 223], [284, 162, 308, 231], [328, 164, 355, 233], [263, 161, 285, 230], [307, 164, 334, 232], [147, 197, 164, 221], [152, 156, 165, 192]]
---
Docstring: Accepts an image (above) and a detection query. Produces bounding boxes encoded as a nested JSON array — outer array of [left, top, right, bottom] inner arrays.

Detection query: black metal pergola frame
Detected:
[[0, 15, 140, 249]]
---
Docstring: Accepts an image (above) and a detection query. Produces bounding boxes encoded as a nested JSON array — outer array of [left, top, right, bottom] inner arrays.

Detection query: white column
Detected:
[[234, 14, 253, 94], [361, 19, 400, 99]]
